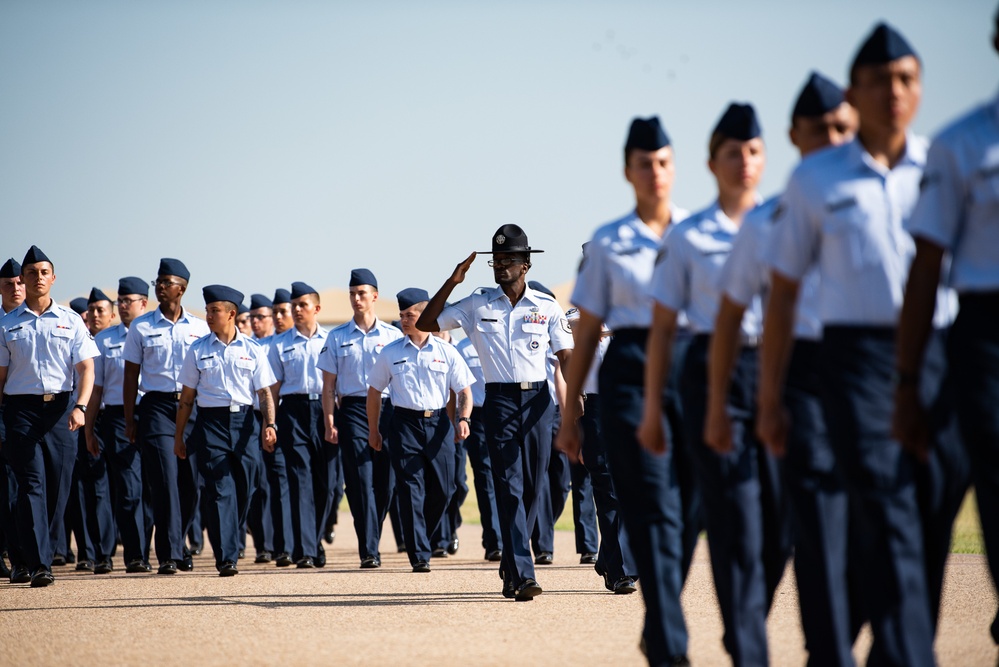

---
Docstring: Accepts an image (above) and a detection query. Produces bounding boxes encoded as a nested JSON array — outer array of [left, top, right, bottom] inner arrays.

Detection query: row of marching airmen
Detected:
[[2, 13, 999, 667]]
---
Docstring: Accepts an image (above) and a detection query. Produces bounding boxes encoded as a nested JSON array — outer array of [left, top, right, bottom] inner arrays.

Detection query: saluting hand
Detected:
[[449, 252, 477, 285], [174, 436, 187, 460]]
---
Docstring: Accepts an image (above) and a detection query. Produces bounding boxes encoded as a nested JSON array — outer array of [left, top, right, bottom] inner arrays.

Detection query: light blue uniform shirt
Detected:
[[438, 286, 573, 384], [317, 319, 402, 398], [570, 205, 690, 330], [767, 136, 956, 327], [0, 301, 99, 395], [907, 92, 999, 293], [94, 322, 140, 406], [456, 337, 485, 407], [123, 307, 210, 393], [179, 332, 276, 408], [267, 325, 328, 397], [720, 195, 822, 341], [367, 335, 475, 412], [650, 201, 763, 336]]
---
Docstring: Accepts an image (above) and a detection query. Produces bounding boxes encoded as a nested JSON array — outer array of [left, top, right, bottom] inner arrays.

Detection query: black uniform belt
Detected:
[[394, 407, 445, 419], [692, 332, 761, 349], [145, 391, 181, 400], [959, 291, 999, 309], [340, 395, 386, 405], [485, 381, 546, 392], [199, 404, 252, 416], [282, 393, 321, 402], [4, 391, 69, 403], [584, 393, 599, 401]]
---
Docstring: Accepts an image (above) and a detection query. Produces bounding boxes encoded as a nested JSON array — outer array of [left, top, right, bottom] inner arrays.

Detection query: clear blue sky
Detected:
[[1, 0, 995, 304]]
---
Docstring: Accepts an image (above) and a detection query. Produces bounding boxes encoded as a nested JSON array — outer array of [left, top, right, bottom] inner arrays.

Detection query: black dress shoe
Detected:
[[51, 553, 67, 567], [10, 565, 32, 584], [485, 549, 502, 562], [254, 551, 273, 564], [502, 577, 516, 599], [668, 657, 691, 667], [430, 547, 447, 558], [360, 556, 380, 569], [157, 560, 178, 575], [237, 549, 245, 560], [296, 556, 315, 569], [76, 560, 95, 572], [534, 552, 553, 565], [219, 561, 239, 577], [514, 578, 542, 601], [65, 551, 76, 565], [190, 543, 203, 556], [613, 576, 637, 594], [275, 553, 294, 567], [126, 560, 152, 574], [579, 553, 598, 565], [178, 553, 194, 571], [315, 544, 326, 568], [447, 535, 459, 555], [396, 544, 407, 553], [0, 558, 10, 580], [323, 530, 335, 545], [94, 559, 114, 575], [30, 568, 55, 588], [412, 561, 431, 573]]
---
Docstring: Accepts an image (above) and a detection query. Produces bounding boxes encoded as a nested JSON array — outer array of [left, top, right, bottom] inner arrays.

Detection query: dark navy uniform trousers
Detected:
[[569, 451, 599, 557], [432, 439, 468, 553], [680, 334, 792, 667], [820, 326, 964, 667], [599, 330, 688, 662], [462, 406, 502, 554], [949, 293, 999, 644], [336, 396, 394, 561], [390, 407, 455, 565], [189, 405, 258, 568], [71, 416, 116, 564], [42, 399, 77, 559], [99, 405, 149, 565], [483, 382, 552, 588], [2, 392, 72, 572], [248, 409, 293, 558], [278, 395, 338, 563], [579, 396, 635, 582], [669, 331, 702, 581], [0, 403, 24, 571], [139, 391, 199, 564], [533, 408, 569, 557]]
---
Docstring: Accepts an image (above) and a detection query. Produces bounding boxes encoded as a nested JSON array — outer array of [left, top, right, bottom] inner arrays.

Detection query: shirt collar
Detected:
[[348, 318, 383, 336], [292, 324, 324, 341], [403, 334, 438, 351], [152, 306, 193, 326], [486, 285, 541, 307], [850, 133, 926, 175]]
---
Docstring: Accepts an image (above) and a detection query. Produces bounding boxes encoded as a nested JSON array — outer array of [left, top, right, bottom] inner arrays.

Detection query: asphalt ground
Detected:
[[1, 517, 995, 666]]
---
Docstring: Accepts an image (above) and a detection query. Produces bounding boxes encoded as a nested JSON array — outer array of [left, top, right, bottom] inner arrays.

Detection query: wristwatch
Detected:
[[265, 423, 278, 433], [457, 417, 472, 425], [74, 404, 87, 414]]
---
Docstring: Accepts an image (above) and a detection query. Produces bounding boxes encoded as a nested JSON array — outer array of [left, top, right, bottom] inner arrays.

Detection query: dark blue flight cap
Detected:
[[349, 269, 378, 289], [792, 72, 845, 120], [625, 116, 671, 153], [250, 293, 273, 310], [118, 276, 149, 297], [851, 22, 919, 74], [69, 297, 88, 314], [203, 284, 244, 307], [528, 280, 555, 298], [158, 258, 190, 282], [397, 288, 430, 311], [712, 103, 762, 141], [22, 245, 52, 268], [88, 287, 112, 305], [0, 258, 20, 279], [273, 288, 291, 305], [238, 302, 250, 315], [290, 281, 318, 299]]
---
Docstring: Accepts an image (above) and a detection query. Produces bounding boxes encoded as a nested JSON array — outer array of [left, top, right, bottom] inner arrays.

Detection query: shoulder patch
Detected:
[[826, 196, 858, 213], [559, 317, 571, 334]]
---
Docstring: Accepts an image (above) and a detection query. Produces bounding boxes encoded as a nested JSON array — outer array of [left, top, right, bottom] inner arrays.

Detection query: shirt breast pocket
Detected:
[[476, 321, 503, 334], [6, 329, 32, 359], [521, 322, 548, 353], [50, 327, 73, 352], [971, 170, 999, 217], [144, 336, 169, 363], [428, 360, 448, 374], [196, 356, 222, 385], [338, 344, 360, 358], [824, 206, 871, 268]]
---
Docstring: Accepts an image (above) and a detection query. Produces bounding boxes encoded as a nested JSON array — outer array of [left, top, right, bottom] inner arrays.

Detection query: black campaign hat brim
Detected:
[[475, 249, 546, 255]]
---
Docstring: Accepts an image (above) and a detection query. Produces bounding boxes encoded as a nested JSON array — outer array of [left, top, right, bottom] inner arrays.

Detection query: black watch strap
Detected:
[[74, 404, 87, 414], [265, 423, 278, 432]]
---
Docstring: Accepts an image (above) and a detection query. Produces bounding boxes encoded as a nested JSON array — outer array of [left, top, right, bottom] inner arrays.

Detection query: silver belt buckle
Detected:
[[423, 410, 434, 418], [308, 393, 320, 401], [519, 381, 531, 390], [229, 404, 241, 413], [43, 394, 55, 402]]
